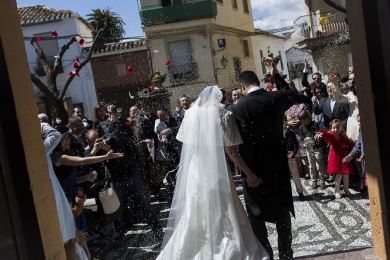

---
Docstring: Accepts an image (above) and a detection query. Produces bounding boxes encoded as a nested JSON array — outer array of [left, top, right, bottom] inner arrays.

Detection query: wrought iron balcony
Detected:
[[168, 62, 198, 83], [139, 0, 217, 26], [293, 11, 348, 40]]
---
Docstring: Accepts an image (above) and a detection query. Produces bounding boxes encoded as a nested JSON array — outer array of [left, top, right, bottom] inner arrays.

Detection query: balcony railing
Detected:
[[139, 0, 217, 26], [293, 11, 348, 40], [168, 62, 198, 83]]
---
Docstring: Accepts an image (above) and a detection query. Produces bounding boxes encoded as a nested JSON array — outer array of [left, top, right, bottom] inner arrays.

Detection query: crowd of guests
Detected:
[[280, 60, 367, 203], [40, 59, 366, 259], [39, 93, 195, 259], [223, 61, 365, 204]]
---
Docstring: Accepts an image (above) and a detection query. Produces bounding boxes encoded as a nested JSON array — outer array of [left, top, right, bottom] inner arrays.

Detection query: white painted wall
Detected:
[[251, 34, 289, 88], [23, 17, 97, 120], [285, 47, 314, 90]]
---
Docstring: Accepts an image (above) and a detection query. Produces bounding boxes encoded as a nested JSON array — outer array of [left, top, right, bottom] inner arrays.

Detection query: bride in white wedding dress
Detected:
[[157, 86, 269, 260]]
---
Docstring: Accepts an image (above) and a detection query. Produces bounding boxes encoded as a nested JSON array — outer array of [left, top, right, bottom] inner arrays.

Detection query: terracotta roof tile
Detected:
[[18, 5, 94, 31], [84, 40, 147, 54]]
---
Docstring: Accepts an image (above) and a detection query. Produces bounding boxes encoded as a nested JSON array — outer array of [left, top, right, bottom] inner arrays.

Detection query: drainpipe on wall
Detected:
[[147, 48, 153, 75], [209, 29, 218, 84]]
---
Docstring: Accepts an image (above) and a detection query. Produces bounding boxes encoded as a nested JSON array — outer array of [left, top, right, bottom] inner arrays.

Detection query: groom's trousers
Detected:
[[247, 206, 293, 260]]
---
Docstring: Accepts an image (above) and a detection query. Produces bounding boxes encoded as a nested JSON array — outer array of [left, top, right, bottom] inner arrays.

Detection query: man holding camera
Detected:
[[85, 128, 163, 246]]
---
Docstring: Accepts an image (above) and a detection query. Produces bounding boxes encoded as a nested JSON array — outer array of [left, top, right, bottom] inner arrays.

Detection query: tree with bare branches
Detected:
[[30, 28, 105, 123]]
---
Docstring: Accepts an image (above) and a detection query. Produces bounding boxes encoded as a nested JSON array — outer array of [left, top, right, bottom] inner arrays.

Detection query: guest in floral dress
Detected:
[[285, 80, 311, 178]]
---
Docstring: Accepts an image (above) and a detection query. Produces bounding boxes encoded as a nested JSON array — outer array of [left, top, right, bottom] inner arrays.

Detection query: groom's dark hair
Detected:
[[239, 71, 260, 87]]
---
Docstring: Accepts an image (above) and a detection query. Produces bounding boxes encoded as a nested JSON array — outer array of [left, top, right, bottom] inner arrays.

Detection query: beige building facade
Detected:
[[139, 0, 256, 109]]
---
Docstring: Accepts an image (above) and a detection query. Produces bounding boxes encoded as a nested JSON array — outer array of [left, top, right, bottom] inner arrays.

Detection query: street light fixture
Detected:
[[220, 55, 228, 68]]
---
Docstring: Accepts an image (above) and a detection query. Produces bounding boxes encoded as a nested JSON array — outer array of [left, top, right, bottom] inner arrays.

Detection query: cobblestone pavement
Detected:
[[89, 174, 373, 260]]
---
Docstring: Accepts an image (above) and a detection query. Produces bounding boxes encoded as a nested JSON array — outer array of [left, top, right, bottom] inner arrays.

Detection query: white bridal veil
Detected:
[[158, 86, 269, 260]]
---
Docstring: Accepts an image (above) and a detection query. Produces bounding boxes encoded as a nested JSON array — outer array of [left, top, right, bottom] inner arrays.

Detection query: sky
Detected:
[[16, 0, 306, 36]]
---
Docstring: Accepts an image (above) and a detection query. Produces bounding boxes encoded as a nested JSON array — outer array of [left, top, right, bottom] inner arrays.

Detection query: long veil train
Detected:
[[157, 86, 269, 260]]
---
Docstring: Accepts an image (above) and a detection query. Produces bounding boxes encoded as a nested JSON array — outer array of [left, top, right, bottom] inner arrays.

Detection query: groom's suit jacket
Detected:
[[230, 74, 295, 223]]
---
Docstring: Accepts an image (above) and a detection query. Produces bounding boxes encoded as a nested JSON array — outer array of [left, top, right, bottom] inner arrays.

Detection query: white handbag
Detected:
[[98, 187, 120, 215]]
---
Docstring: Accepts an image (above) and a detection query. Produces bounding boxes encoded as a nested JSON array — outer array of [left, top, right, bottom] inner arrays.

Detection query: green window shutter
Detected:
[[260, 50, 266, 75], [279, 51, 284, 71]]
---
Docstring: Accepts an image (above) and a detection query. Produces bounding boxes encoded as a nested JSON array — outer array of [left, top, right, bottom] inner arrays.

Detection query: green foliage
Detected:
[[86, 7, 126, 44]]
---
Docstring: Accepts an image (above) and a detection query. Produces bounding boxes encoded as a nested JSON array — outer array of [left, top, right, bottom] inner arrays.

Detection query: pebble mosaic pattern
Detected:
[[92, 174, 373, 260]]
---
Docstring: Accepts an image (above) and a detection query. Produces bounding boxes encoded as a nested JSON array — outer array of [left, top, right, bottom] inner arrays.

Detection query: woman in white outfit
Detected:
[[157, 86, 269, 260], [41, 122, 75, 242]]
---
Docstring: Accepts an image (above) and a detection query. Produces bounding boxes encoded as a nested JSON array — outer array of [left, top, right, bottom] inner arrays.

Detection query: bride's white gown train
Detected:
[[157, 86, 269, 260]]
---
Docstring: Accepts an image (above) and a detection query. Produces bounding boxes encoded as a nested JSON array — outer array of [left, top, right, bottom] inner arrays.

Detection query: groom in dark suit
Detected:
[[230, 62, 295, 259]]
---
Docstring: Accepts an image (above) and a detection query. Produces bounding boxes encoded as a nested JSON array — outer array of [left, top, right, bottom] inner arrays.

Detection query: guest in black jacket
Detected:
[[301, 58, 327, 100], [312, 83, 349, 130]]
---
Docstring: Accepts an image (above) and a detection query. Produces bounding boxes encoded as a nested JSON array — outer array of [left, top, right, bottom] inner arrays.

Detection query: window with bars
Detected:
[[242, 0, 249, 13], [260, 50, 266, 75], [278, 51, 284, 71], [242, 40, 250, 57], [168, 40, 198, 82]]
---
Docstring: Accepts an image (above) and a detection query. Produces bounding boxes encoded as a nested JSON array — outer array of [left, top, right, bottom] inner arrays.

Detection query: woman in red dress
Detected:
[[315, 119, 355, 199]]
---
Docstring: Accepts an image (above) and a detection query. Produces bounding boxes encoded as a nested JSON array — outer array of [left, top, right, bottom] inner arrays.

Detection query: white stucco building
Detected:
[[251, 31, 289, 86], [19, 5, 97, 119]]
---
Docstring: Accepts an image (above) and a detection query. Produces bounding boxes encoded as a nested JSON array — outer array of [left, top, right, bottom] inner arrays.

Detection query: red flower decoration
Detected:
[[51, 30, 58, 38], [147, 56, 151, 61], [150, 84, 156, 90], [75, 57, 79, 62], [73, 62, 79, 69], [36, 36, 42, 41], [165, 60, 171, 65], [138, 79, 143, 83], [69, 70, 80, 77], [78, 38, 85, 45], [124, 121, 131, 126], [126, 66, 133, 74], [52, 69, 57, 73]]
